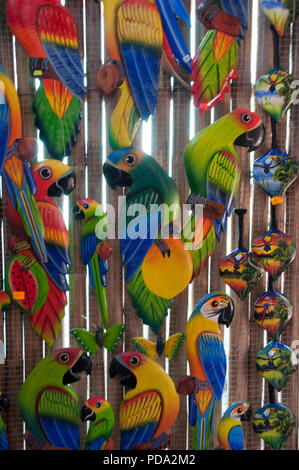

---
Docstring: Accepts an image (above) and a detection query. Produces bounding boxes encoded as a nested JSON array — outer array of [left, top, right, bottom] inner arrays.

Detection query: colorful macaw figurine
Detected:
[[98, 0, 193, 149], [0, 66, 47, 265], [0, 393, 9, 450], [73, 198, 112, 329], [178, 292, 234, 450], [6, 0, 85, 158], [19, 348, 92, 450], [191, 0, 249, 113], [5, 237, 67, 346], [81, 396, 115, 450], [217, 401, 252, 450], [7, 159, 76, 292], [109, 351, 180, 450]]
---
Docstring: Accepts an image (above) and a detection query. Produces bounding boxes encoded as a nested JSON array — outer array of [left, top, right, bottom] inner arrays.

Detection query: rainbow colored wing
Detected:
[[0, 76, 10, 174], [36, 4, 85, 101], [120, 391, 161, 450], [117, 0, 163, 121], [191, 30, 238, 114]]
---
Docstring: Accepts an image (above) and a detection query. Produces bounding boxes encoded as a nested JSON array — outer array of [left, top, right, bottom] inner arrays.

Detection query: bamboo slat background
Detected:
[[0, 0, 299, 451]]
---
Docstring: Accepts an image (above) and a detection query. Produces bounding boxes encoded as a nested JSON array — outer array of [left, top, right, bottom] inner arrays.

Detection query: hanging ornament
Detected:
[[219, 209, 263, 300], [253, 402, 296, 450], [260, 0, 291, 36], [253, 149, 299, 205], [256, 340, 297, 391], [254, 289, 293, 338], [255, 68, 299, 123]]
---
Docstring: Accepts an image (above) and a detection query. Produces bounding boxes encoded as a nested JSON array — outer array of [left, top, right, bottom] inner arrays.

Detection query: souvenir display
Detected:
[[73, 198, 112, 328], [18, 348, 92, 450], [256, 340, 297, 392], [131, 332, 185, 361], [219, 209, 263, 299], [253, 402, 296, 450], [81, 397, 115, 450], [178, 292, 234, 450], [217, 401, 252, 450], [6, 0, 85, 158], [260, 0, 293, 36], [109, 351, 180, 450], [71, 323, 126, 356], [0, 393, 9, 451], [254, 289, 293, 338]]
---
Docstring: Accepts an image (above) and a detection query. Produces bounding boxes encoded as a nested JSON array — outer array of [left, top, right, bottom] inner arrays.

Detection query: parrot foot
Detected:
[[131, 433, 172, 451], [186, 194, 226, 220], [5, 138, 38, 163], [24, 431, 68, 451], [21, 257, 36, 273], [177, 376, 210, 395], [96, 60, 124, 95], [197, 0, 241, 37], [30, 57, 60, 80], [103, 438, 115, 450], [97, 240, 113, 260], [155, 239, 170, 258]]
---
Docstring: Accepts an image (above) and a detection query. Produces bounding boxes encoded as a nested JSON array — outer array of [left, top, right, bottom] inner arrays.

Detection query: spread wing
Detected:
[[36, 4, 85, 101], [37, 386, 80, 450], [117, 0, 163, 120], [120, 390, 162, 450], [206, 150, 241, 240], [197, 332, 226, 401]]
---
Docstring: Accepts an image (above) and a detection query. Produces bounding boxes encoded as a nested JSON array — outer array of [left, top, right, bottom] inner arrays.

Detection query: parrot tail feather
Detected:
[[191, 395, 215, 450]]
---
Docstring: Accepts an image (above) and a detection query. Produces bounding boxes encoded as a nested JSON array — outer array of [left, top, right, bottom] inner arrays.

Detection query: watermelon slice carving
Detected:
[[5, 255, 49, 314]]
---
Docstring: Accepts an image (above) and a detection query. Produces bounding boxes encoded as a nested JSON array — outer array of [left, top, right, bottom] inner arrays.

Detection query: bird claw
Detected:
[[177, 376, 209, 395], [151, 432, 172, 450], [155, 239, 170, 258]]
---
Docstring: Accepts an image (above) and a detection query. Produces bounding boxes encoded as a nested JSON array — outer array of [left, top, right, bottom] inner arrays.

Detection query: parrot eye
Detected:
[[237, 407, 243, 414], [95, 402, 102, 408], [242, 113, 252, 123], [59, 353, 70, 363], [129, 355, 140, 366], [124, 154, 136, 166], [211, 300, 218, 307], [83, 202, 89, 209], [40, 167, 52, 179]]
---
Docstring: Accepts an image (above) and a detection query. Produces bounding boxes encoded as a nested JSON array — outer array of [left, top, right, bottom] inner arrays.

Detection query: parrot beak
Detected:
[[218, 299, 234, 328], [72, 203, 84, 219], [109, 356, 137, 389], [63, 352, 92, 385], [80, 404, 96, 422], [103, 162, 132, 189], [48, 169, 76, 197], [234, 123, 266, 152], [241, 406, 252, 422], [0, 393, 9, 413]]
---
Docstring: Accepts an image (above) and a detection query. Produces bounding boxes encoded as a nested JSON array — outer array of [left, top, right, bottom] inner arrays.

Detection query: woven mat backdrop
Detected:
[[0, 0, 299, 451]]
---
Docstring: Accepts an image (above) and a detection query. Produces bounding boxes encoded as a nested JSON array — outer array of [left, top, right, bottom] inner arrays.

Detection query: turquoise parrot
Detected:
[[73, 198, 112, 329], [99, 0, 192, 149], [81, 396, 115, 450], [0, 393, 9, 450], [184, 109, 265, 244], [19, 348, 92, 450], [6, 0, 85, 158], [178, 292, 234, 450], [217, 401, 252, 450], [103, 147, 180, 283], [109, 351, 180, 450], [7, 159, 76, 292]]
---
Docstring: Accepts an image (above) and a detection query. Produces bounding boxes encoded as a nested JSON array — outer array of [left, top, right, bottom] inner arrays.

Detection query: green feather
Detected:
[[33, 82, 82, 159], [127, 268, 172, 335], [91, 252, 108, 329], [38, 388, 80, 425]]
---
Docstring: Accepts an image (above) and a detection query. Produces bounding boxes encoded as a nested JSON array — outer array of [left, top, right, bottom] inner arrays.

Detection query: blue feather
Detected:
[[120, 421, 157, 450], [0, 96, 10, 175], [197, 333, 226, 401], [228, 425, 244, 450], [207, 180, 234, 241], [155, 0, 192, 72], [39, 416, 80, 450], [0, 429, 8, 450], [120, 44, 160, 120], [85, 436, 105, 451], [41, 43, 85, 101]]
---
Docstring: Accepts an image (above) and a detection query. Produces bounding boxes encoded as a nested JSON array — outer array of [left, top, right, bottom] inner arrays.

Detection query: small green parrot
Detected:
[[73, 198, 112, 329], [81, 396, 115, 450], [18, 347, 92, 450], [184, 109, 265, 243]]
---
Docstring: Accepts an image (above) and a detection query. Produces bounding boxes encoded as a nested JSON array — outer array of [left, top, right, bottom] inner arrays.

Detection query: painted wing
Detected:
[[228, 424, 244, 450], [36, 4, 85, 101], [0, 87, 10, 174], [197, 332, 226, 401], [164, 333, 185, 360], [0, 418, 8, 450], [120, 391, 161, 450], [117, 0, 163, 120], [37, 386, 80, 450], [70, 328, 99, 356], [155, 0, 192, 72], [206, 150, 241, 240]]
